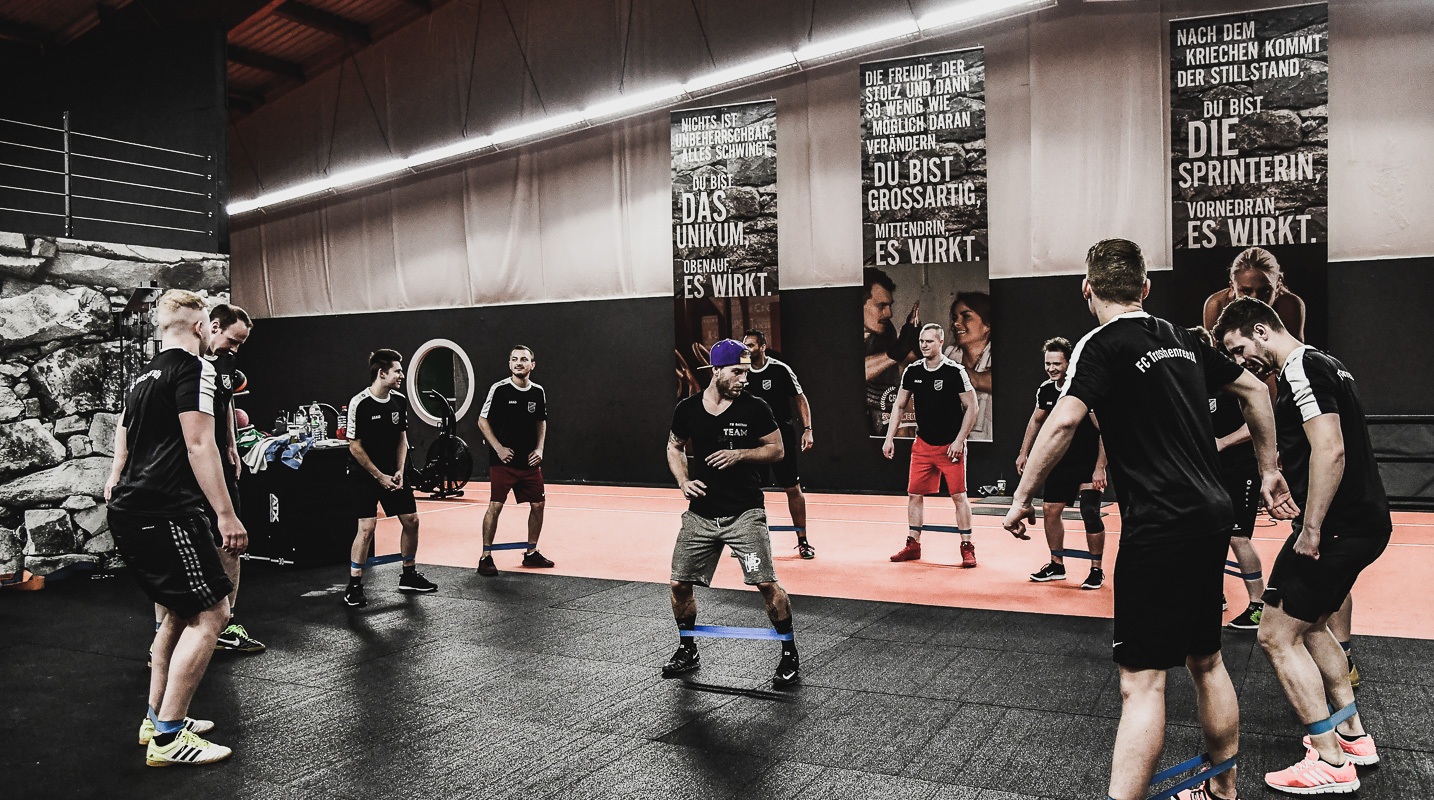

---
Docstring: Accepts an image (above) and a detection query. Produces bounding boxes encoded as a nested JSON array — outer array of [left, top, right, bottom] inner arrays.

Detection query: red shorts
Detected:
[[908, 436, 966, 496], [490, 464, 545, 504]]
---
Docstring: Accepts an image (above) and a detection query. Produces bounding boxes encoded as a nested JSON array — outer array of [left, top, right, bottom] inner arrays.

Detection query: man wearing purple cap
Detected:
[[663, 339, 800, 688]]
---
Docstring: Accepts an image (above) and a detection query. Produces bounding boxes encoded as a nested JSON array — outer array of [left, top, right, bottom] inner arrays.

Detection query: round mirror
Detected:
[[409, 339, 475, 426]]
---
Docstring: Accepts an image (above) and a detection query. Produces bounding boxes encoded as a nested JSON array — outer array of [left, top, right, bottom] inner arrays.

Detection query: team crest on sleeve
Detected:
[[1209, 398, 1218, 412], [934, 379, 944, 391], [527, 401, 537, 413], [391, 411, 400, 424], [762, 379, 772, 390], [220, 374, 232, 390]]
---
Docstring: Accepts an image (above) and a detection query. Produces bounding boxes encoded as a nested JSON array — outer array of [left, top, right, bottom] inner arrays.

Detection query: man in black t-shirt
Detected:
[[476, 345, 552, 576], [1217, 298, 1390, 791], [343, 349, 436, 607], [882, 324, 979, 567], [1189, 326, 1267, 632], [106, 289, 246, 767], [741, 329, 816, 559], [664, 339, 800, 688], [1016, 337, 1109, 589], [1004, 239, 1295, 800]]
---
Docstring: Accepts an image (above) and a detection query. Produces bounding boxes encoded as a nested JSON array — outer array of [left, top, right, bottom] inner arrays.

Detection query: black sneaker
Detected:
[[521, 550, 555, 568], [772, 651, 800, 688], [1030, 562, 1066, 582], [1081, 568, 1105, 590], [214, 621, 266, 652], [661, 646, 700, 678], [343, 583, 367, 608], [796, 541, 816, 560], [398, 570, 438, 594], [1226, 604, 1263, 630], [476, 555, 498, 577]]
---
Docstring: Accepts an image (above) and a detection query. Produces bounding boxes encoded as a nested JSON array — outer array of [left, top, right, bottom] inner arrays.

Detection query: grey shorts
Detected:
[[670, 508, 778, 587]]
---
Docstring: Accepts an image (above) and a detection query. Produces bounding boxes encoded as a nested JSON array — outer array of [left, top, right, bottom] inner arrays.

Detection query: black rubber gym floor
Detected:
[[4, 563, 1432, 799]]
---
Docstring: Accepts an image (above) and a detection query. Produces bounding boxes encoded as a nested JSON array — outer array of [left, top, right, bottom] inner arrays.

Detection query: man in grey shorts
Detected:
[[664, 339, 800, 687]]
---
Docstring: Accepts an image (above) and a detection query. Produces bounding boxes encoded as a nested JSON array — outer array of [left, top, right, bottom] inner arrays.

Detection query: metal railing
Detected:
[[0, 112, 218, 245]]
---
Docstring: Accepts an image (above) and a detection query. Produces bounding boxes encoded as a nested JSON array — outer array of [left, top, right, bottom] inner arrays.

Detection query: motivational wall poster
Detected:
[[1170, 4, 1329, 350], [670, 100, 778, 399], [859, 48, 992, 442]]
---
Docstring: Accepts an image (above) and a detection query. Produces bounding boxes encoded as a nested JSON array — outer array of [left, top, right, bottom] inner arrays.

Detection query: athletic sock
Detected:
[[1337, 731, 1364, 743], [796, 534, 809, 543], [402, 564, 416, 575], [154, 621, 162, 631], [773, 616, 796, 657], [676, 614, 696, 651], [1339, 640, 1352, 652], [153, 718, 186, 746], [348, 575, 362, 588]]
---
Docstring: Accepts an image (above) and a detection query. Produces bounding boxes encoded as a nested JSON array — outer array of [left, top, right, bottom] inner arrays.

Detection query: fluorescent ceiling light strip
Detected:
[[229, 0, 1046, 216], [683, 52, 797, 94], [919, 0, 1048, 30], [794, 19, 920, 62]]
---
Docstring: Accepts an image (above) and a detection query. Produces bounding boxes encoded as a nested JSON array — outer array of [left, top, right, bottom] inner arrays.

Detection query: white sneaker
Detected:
[[138, 716, 215, 745], [145, 726, 233, 767]]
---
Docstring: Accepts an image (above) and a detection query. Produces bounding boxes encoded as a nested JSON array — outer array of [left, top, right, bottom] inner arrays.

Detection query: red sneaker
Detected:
[[1175, 778, 1239, 800], [890, 537, 921, 562], [1302, 733, 1379, 766], [960, 541, 977, 568], [1265, 745, 1359, 794]]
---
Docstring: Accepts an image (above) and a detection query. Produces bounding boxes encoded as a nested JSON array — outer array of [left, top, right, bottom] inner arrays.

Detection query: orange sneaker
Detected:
[[1175, 778, 1239, 800], [890, 537, 921, 562], [1264, 745, 1359, 794], [1301, 733, 1379, 766], [960, 541, 977, 568]]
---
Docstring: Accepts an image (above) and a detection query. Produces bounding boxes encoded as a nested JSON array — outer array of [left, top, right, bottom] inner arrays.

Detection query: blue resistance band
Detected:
[[1054, 549, 1101, 560], [1224, 560, 1263, 581], [691, 625, 793, 642], [352, 553, 407, 570], [768, 526, 805, 532], [487, 542, 530, 551], [918, 525, 972, 534], [1146, 753, 1237, 800], [1306, 701, 1357, 736]]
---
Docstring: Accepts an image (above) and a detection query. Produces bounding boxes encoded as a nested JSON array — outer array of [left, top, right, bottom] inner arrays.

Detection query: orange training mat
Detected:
[[372, 484, 1434, 640]]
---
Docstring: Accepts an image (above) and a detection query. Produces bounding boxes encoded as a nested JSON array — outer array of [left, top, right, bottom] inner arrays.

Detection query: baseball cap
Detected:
[[707, 339, 752, 368]]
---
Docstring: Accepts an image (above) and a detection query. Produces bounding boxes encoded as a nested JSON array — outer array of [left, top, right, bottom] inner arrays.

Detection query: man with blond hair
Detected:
[[108, 289, 247, 766]]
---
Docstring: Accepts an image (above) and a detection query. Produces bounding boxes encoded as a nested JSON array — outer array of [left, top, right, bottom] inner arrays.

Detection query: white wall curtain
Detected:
[[231, 0, 1434, 318]]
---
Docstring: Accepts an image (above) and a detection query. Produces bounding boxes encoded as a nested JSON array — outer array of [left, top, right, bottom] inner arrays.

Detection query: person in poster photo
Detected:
[[943, 291, 993, 441], [1202, 247, 1307, 343], [863, 267, 920, 436]]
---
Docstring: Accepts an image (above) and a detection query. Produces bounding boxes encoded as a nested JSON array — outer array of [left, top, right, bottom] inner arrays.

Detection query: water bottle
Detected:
[[293, 407, 309, 441], [310, 402, 325, 439], [337, 405, 348, 439], [274, 411, 287, 437]]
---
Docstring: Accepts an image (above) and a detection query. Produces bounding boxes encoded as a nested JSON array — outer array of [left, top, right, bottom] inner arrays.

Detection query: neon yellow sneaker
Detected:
[[145, 726, 232, 767], [138, 716, 216, 745]]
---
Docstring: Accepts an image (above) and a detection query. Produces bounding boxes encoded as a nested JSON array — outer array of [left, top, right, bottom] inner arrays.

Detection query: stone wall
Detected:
[[0, 231, 229, 576]]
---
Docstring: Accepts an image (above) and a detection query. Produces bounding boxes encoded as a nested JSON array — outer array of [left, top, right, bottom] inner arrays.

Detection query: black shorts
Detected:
[[1112, 532, 1229, 670], [1223, 471, 1259, 538], [1042, 466, 1089, 506], [110, 509, 234, 618], [1263, 523, 1390, 623], [202, 476, 242, 547], [349, 467, 418, 519], [764, 424, 801, 489]]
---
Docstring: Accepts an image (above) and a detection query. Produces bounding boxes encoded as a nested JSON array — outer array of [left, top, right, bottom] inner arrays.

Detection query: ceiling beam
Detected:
[[273, 1, 371, 45], [0, 16, 54, 46], [228, 45, 305, 82], [393, 0, 433, 11]]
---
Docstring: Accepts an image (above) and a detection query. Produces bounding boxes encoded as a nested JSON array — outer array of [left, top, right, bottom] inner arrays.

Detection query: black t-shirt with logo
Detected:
[[744, 357, 802, 427], [1275, 346, 1391, 537], [1036, 378, 1100, 474], [1210, 391, 1257, 478], [1062, 312, 1244, 541], [205, 351, 236, 451], [480, 378, 548, 467], [345, 389, 408, 475], [110, 348, 216, 518], [900, 357, 974, 447], [671, 392, 779, 518]]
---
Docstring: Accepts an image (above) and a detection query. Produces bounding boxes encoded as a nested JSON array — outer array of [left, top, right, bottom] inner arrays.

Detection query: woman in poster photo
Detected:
[[942, 291, 993, 441], [1202, 247, 1306, 344]]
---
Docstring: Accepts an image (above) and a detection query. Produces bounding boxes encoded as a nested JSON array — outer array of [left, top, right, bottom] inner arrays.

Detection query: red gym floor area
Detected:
[[374, 484, 1434, 640]]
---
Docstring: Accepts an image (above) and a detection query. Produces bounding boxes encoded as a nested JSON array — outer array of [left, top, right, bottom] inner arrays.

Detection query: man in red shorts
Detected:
[[476, 345, 552, 576], [882, 323, 980, 566]]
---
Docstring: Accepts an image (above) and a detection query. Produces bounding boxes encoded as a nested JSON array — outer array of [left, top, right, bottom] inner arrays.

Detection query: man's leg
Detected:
[[757, 580, 799, 686], [907, 493, 924, 542], [398, 512, 420, 566], [757, 580, 792, 624], [1109, 666, 1167, 800], [784, 486, 808, 530], [1079, 488, 1106, 570], [1229, 537, 1266, 603], [1042, 501, 1068, 565], [953, 492, 973, 545], [1304, 624, 1364, 737], [219, 549, 240, 610], [1329, 594, 1356, 685], [1258, 604, 1347, 765], [526, 500, 545, 551], [1186, 651, 1240, 799], [349, 517, 377, 579], [482, 501, 503, 553], [156, 600, 230, 723], [148, 610, 184, 714]]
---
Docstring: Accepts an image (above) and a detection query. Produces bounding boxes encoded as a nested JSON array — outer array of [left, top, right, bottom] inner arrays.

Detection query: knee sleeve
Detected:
[[1079, 489, 1104, 533]]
